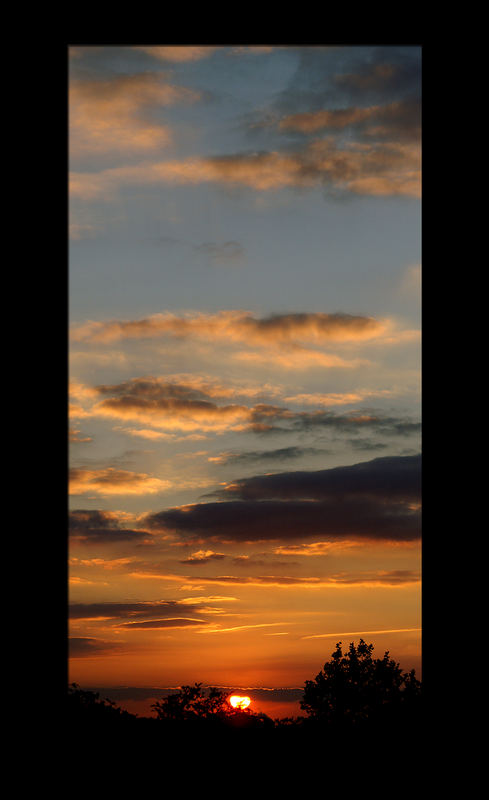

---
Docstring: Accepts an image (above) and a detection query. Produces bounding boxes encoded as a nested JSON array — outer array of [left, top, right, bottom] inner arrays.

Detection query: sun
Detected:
[[228, 694, 251, 710]]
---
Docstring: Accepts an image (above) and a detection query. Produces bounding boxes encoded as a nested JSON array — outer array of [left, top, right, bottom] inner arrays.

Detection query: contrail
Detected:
[[197, 622, 291, 634], [302, 627, 421, 640]]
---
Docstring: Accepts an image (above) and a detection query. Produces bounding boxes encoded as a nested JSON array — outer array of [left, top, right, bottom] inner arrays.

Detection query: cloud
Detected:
[[196, 622, 293, 634], [73, 376, 419, 438], [69, 556, 135, 570], [120, 618, 209, 629], [69, 637, 126, 657], [134, 46, 217, 62], [69, 600, 212, 620], [70, 72, 201, 156], [70, 136, 420, 199], [274, 541, 363, 556], [145, 454, 421, 544], [233, 346, 367, 370], [69, 428, 93, 443], [69, 467, 173, 495], [302, 626, 421, 640], [283, 389, 395, 407], [272, 47, 420, 115], [212, 453, 421, 501], [131, 570, 420, 590], [278, 99, 420, 142], [71, 310, 385, 345], [193, 241, 245, 264], [180, 549, 227, 564], [89, 378, 252, 433], [69, 510, 151, 544], [209, 446, 329, 466], [334, 49, 421, 101], [248, 407, 420, 437]]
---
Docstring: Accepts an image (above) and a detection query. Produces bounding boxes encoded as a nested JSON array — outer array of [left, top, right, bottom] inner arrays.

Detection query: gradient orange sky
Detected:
[[69, 44, 421, 718]]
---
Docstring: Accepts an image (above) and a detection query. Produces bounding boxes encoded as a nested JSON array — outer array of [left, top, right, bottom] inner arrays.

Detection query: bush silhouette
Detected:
[[151, 683, 274, 731], [68, 682, 137, 727], [151, 683, 229, 722]]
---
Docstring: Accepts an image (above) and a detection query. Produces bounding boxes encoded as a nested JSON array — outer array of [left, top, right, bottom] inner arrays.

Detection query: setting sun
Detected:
[[229, 695, 251, 710]]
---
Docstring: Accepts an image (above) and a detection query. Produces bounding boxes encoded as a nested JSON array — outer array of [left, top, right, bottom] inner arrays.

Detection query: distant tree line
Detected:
[[68, 639, 421, 749]]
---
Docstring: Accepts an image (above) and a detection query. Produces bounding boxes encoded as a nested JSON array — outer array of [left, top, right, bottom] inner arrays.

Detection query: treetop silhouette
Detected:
[[300, 638, 421, 728]]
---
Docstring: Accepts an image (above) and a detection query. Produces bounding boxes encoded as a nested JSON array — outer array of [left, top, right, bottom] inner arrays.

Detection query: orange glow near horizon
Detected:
[[229, 695, 251, 710]]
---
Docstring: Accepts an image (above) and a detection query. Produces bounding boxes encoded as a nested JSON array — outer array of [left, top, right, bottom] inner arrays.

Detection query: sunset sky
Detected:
[[68, 44, 421, 719]]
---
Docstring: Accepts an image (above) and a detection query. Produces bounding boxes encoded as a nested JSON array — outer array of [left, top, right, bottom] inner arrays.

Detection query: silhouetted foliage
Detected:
[[151, 683, 274, 732], [151, 683, 229, 721], [300, 639, 421, 731], [67, 641, 421, 757], [68, 682, 138, 728]]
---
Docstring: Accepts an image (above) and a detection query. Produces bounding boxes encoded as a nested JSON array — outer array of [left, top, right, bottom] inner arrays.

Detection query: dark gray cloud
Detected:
[[146, 454, 421, 543], [274, 46, 421, 114], [69, 637, 126, 657], [348, 439, 389, 451], [69, 510, 150, 544], [211, 453, 421, 501], [120, 618, 208, 629], [248, 406, 421, 437], [215, 446, 330, 465], [69, 601, 204, 620]]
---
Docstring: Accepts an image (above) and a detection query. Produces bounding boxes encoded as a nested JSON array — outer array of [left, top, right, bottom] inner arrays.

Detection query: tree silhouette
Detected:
[[151, 683, 274, 731], [300, 639, 421, 730], [151, 683, 229, 722], [68, 683, 137, 726]]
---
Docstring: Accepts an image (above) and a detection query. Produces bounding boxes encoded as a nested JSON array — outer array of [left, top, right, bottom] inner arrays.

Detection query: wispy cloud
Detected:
[[302, 626, 421, 640], [196, 622, 292, 634]]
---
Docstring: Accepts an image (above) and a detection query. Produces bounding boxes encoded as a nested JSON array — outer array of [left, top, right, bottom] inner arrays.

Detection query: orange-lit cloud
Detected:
[[273, 541, 363, 556], [74, 376, 418, 438], [283, 389, 395, 406], [120, 618, 210, 629], [280, 105, 384, 133], [86, 377, 254, 434], [233, 347, 367, 370], [70, 73, 201, 156], [69, 137, 420, 198], [71, 310, 385, 345], [69, 576, 108, 586], [196, 622, 293, 634], [167, 571, 420, 589], [114, 427, 177, 441], [134, 46, 217, 62], [278, 100, 420, 141], [69, 556, 136, 570], [69, 427, 92, 443], [180, 549, 227, 564], [69, 467, 173, 496]]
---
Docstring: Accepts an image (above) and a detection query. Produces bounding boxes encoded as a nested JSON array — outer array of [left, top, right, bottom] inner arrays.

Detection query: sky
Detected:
[[68, 44, 421, 720]]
